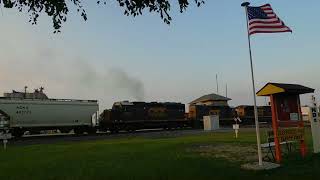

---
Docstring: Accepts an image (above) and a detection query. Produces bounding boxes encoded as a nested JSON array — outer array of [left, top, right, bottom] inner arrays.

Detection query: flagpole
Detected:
[[241, 2, 263, 166]]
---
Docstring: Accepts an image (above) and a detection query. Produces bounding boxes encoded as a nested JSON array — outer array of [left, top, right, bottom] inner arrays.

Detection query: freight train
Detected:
[[188, 105, 272, 126], [0, 88, 273, 137], [0, 88, 191, 137], [235, 105, 272, 124]]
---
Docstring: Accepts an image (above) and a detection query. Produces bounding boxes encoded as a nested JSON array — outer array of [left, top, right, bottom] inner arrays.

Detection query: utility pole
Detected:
[[226, 84, 228, 98], [216, 74, 219, 95]]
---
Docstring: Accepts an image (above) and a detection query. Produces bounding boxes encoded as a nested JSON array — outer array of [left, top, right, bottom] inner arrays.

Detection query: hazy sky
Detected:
[[0, 0, 319, 110]]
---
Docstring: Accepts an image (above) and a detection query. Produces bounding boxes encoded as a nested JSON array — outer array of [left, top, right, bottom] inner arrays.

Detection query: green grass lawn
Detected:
[[0, 130, 319, 180]]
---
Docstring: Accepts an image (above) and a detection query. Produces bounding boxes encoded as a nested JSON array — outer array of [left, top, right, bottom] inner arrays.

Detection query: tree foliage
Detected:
[[0, 0, 204, 33]]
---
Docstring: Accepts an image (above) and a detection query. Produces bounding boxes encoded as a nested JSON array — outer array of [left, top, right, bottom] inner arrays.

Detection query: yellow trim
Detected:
[[257, 84, 285, 96]]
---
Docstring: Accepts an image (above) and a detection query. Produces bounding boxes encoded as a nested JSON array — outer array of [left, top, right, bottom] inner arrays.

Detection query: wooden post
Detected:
[[297, 96, 307, 157], [270, 95, 282, 163]]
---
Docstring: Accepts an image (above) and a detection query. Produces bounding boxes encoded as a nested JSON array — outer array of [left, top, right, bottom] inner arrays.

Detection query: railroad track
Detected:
[[7, 128, 223, 146]]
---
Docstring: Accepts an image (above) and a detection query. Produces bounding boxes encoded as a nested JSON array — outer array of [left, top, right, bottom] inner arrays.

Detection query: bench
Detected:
[[261, 128, 304, 162]]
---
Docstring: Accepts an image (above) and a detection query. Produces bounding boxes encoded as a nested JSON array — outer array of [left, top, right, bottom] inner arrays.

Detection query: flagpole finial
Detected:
[[241, 2, 250, 7]]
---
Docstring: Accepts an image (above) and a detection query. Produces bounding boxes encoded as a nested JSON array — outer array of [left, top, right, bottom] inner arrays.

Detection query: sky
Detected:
[[0, 0, 319, 111]]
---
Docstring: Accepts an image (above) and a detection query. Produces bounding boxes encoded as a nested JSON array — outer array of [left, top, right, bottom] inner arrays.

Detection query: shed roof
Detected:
[[190, 93, 231, 104], [257, 83, 314, 96]]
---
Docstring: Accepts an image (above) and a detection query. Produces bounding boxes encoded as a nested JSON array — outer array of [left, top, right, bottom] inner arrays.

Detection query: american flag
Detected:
[[247, 4, 292, 35]]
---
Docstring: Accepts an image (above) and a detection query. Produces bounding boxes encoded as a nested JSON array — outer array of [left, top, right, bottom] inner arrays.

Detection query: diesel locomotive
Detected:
[[99, 101, 192, 132]]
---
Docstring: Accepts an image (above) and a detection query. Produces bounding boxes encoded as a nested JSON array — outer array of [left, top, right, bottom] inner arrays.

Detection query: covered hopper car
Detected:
[[0, 88, 99, 137]]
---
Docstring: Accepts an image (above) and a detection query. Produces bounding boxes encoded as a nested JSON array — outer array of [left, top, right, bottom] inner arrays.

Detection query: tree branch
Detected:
[[0, 0, 204, 32]]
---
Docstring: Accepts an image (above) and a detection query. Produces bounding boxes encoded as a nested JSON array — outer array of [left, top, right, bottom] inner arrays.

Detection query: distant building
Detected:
[[188, 93, 233, 126], [189, 93, 231, 106]]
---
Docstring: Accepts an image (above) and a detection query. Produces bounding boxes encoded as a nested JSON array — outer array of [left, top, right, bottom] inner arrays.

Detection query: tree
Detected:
[[0, 0, 204, 33]]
